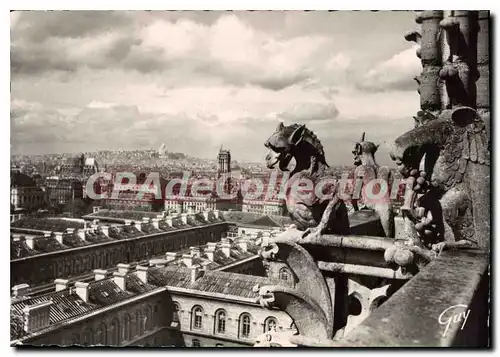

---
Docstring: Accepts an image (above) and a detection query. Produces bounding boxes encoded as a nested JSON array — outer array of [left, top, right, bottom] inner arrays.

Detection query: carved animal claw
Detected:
[[431, 242, 447, 255], [431, 240, 475, 254], [302, 226, 322, 240]]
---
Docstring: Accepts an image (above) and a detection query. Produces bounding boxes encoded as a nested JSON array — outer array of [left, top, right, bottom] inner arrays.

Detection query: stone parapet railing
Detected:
[[290, 249, 489, 347]]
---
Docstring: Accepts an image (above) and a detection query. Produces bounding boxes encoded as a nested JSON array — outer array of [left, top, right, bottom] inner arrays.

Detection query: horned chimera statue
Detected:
[[351, 132, 394, 238], [264, 122, 350, 242]]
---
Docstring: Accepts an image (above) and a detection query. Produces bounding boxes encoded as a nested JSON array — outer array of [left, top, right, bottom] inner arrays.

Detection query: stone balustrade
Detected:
[[289, 249, 489, 347]]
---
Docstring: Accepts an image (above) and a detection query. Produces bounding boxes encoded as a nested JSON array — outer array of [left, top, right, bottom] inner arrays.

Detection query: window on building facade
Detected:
[[81, 327, 94, 346], [264, 317, 277, 332], [216, 309, 227, 334], [172, 302, 180, 323], [136, 310, 143, 335], [110, 318, 120, 346], [279, 267, 290, 281], [192, 306, 203, 329], [145, 305, 153, 331], [71, 333, 80, 345], [124, 314, 132, 341], [240, 313, 251, 338], [95, 322, 107, 345], [192, 339, 201, 347]]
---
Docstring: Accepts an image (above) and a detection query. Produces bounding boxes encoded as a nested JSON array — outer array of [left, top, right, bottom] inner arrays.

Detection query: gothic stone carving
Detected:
[[389, 106, 489, 255], [351, 132, 394, 238], [264, 122, 349, 242], [258, 229, 334, 341]]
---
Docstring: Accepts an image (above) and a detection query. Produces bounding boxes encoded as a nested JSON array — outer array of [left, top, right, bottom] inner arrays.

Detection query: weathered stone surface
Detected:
[[264, 123, 350, 239], [390, 106, 490, 250], [351, 133, 394, 238], [338, 250, 489, 347]]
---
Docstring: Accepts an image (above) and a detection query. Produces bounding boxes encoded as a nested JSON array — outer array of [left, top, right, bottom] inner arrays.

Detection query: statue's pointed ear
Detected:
[[276, 122, 285, 131], [289, 124, 306, 145], [361, 132, 365, 142], [451, 106, 478, 127]]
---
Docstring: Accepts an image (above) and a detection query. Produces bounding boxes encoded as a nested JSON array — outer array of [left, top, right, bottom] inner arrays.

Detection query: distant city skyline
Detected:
[[11, 11, 421, 166]]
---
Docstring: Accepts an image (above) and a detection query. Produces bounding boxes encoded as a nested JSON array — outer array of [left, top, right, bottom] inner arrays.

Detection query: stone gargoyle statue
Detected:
[[352, 132, 394, 238], [385, 106, 489, 269], [264, 122, 350, 241]]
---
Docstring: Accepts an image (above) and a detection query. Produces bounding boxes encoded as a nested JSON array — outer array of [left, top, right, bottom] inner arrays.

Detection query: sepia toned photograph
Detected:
[[10, 9, 491, 348]]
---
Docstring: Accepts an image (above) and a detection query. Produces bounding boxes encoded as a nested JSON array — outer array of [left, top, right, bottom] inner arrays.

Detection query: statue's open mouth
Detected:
[[267, 156, 280, 169], [267, 152, 292, 171]]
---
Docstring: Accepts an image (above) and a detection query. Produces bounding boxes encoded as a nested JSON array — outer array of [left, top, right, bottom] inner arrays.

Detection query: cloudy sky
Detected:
[[11, 10, 422, 165]]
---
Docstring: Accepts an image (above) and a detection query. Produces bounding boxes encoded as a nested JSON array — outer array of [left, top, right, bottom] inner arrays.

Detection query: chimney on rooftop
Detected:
[[113, 272, 127, 290], [142, 217, 150, 224], [237, 238, 248, 252], [221, 241, 231, 258], [202, 211, 209, 221], [93, 269, 108, 281], [93, 206, 101, 214], [54, 232, 64, 245], [205, 248, 215, 262], [124, 220, 132, 226], [12, 283, 30, 298], [74, 282, 90, 303], [165, 252, 179, 263], [136, 265, 149, 284], [190, 265, 204, 283], [66, 228, 75, 234], [134, 221, 142, 232], [152, 218, 160, 230], [149, 258, 167, 268], [54, 279, 69, 291], [77, 229, 86, 241], [182, 254, 193, 268], [117, 263, 132, 274], [213, 210, 220, 220], [181, 213, 188, 225], [165, 216, 173, 227], [190, 246, 201, 257], [23, 300, 53, 333], [100, 226, 109, 237], [25, 236, 36, 250]]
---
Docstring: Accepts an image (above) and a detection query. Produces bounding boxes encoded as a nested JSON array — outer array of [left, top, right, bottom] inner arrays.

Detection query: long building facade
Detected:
[[11, 211, 227, 287]]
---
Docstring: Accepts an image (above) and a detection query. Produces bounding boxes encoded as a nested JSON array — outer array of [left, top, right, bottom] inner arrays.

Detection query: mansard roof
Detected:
[[222, 211, 291, 228], [148, 265, 271, 300], [11, 210, 225, 260]]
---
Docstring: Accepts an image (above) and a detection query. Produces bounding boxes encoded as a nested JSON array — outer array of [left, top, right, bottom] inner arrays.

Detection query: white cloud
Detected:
[[278, 102, 339, 123], [11, 11, 423, 165], [87, 101, 120, 109], [359, 45, 421, 92]]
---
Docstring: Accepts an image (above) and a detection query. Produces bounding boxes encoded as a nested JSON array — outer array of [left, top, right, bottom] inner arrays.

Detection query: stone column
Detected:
[[415, 11, 443, 114], [454, 10, 479, 107], [476, 10, 490, 135], [470, 10, 490, 251]]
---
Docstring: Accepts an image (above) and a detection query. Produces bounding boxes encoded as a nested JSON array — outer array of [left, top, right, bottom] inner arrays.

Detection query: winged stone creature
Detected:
[[389, 106, 490, 253], [264, 122, 350, 240]]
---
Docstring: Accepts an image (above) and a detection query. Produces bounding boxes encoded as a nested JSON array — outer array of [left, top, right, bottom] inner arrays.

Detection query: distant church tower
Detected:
[[217, 146, 231, 179]]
